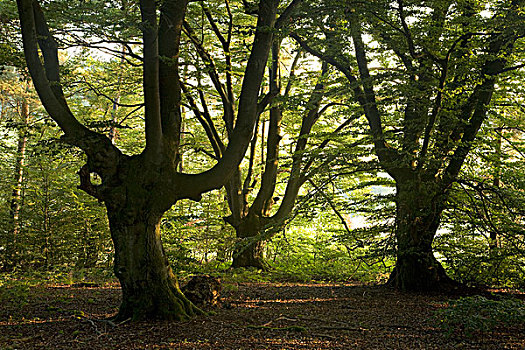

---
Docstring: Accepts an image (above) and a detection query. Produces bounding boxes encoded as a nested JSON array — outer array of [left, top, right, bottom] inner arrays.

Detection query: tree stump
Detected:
[[182, 275, 222, 307]]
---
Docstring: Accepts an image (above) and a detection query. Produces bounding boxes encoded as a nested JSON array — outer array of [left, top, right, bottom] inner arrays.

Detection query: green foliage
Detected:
[[436, 83, 525, 288], [0, 68, 112, 271], [0, 279, 31, 307], [162, 191, 236, 273], [435, 296, 525, 338], [265, 205, 394, 283], [0, 0, 25, 70], [0, 267, 115, 287]]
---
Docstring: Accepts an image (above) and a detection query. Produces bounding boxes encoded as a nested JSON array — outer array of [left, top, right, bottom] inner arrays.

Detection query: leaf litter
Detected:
[[0, 281, 524, 349]]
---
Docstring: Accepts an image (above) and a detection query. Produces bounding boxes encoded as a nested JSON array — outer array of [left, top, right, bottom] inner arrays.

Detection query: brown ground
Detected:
[[1, 281, 524, 349]]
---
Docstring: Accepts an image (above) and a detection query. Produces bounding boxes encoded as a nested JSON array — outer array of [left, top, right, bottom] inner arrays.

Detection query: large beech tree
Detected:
[[15, 0, 297, 319], [189, 44, 332, 268], [182, 7, 356, 268], [294, 0, 524, 290], [224, 56, 331, 269], [179, 1, 348, 268]]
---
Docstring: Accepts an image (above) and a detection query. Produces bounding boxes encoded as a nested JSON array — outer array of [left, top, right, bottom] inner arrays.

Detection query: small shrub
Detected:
[[435, 295, 525, 337], [0, 281, 31, 307]]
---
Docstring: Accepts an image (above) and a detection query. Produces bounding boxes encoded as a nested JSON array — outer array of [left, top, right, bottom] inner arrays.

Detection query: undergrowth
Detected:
[[435, 295, 525, 338]]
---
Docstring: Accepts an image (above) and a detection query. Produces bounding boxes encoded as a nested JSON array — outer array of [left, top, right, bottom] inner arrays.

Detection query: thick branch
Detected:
[[284, 49, 301, 97], [32, 1, 70, 113], [176, 0, 280, 201], [290, 33, 354, 80], [275, 0, 302, 30], [349, 11, 395, 168], [17, 0, 87, 138], [241, 119, 260, 205], [159, 0, 188, 162], [140, 0, 163, 159], [251, 42, 283, 215], [272, 63, 327, 222], [19, 0, 123, 183], [444, 31, 516, 183], [444, 79, 496, 183], [292, 31, 400, 176], [417, 57, 451, 169], [396, 0, 417, 58], [181, 83, 224, 158]]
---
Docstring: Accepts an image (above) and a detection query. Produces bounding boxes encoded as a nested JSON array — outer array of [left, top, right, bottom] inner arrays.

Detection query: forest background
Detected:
[[1, 0, 524, 301]]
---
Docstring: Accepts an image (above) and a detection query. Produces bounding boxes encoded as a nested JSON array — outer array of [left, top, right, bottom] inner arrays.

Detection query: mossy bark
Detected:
[[231, 239, 266, 270], [231, 214, 267, 270], [388, 182, 455, 291], [107, 206, 203, 321], [102, 160, 204, 321]]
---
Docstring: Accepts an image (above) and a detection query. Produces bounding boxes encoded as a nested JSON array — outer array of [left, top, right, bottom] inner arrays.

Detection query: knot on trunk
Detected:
[[182, 275, 221, 307], [78, 164, 101, 200]]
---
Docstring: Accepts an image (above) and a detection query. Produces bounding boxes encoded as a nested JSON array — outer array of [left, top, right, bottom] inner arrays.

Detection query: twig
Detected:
[[261, 315, 299, 327], [311, 325, 369, 331], [118, 318, 132, 325], [83, 318, 102, 336], [247, 325, 306, 332], [312, 333, 337, 340]]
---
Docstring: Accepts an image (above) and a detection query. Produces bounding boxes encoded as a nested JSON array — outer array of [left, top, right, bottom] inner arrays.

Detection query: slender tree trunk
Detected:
[[107, 203, 202, 320], [42, 171, 51, 268], [388, 180, 455, 291], [231, 214, 267, 269], [490, 128, 502, 250], [77, 219, 99, 268], [6, 100, 29, 270]]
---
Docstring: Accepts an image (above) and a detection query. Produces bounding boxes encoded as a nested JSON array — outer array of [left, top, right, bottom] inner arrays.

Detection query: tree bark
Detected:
[[231, 214, 267, 269], [103, 162, 203, 320], [489, 128, 502, 251], [387, 180, 455, 291], [6, 99, 29, 270], [108, 211, 201, 320]]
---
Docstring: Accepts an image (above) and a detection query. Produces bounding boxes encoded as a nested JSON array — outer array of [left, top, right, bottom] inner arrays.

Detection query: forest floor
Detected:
[[0, 278, 524, 349]]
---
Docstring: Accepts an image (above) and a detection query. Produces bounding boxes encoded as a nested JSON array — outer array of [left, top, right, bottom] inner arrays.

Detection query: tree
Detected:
[[293, 0, 525, 290], [178, 1, 351, 269], [15, 0, 297, 320], [225, 57, 330, 269], [0, 75, 29, 270], [183, 32, 338, 268]]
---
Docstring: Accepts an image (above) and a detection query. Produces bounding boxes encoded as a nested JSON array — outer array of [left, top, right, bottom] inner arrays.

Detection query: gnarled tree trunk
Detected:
[[292, 0, 519, 294], [95, 156, 203, 320], [107, 205, 201, 320], [231, 214, 267, 269], [388, 181, 454, 291], [226, 57, 328, 270]]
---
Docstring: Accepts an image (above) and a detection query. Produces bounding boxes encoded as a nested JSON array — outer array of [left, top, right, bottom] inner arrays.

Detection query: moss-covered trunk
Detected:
[[388, 182, 454, 291], [231, 215, 267, 269], [106, 201, 202, 321]]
